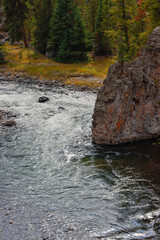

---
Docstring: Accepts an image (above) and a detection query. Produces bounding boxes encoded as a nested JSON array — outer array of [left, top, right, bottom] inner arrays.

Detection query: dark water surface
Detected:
[[0, 81, 160, 240]]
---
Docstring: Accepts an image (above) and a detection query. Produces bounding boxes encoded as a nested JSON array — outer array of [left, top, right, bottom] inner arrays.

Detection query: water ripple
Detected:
[[0, 81, 160, 239]]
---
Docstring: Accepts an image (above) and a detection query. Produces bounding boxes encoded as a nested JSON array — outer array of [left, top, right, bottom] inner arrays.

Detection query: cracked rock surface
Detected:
[[92, 27, 160, 145]]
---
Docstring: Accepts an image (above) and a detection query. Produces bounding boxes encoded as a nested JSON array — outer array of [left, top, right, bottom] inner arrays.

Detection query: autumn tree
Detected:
[[135, 0, 146, 32]]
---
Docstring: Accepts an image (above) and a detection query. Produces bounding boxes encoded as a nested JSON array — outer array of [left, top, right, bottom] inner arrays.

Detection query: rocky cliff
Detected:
[[92, 27, 160, 145]]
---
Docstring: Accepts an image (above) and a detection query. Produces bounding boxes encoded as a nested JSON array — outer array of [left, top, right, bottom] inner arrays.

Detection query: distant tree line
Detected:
[[1, 0, 160, 63]]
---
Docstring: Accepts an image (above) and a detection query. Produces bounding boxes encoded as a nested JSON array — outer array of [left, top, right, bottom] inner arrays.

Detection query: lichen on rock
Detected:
[[92, 27, 160, 145]]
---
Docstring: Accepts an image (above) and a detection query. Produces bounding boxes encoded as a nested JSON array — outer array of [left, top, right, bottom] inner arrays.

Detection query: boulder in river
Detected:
[[92, 27, 160, 145], [0, 110, 16, 128], [38, 96, 50, 103], [3, 120, 15, 127]]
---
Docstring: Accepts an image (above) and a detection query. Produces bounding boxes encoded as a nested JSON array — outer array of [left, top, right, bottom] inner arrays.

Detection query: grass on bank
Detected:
[[3, 43, 116, 88]]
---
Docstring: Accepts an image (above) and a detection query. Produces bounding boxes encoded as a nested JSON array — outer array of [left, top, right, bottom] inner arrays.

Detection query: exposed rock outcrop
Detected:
[[92, 27, 160, 145]]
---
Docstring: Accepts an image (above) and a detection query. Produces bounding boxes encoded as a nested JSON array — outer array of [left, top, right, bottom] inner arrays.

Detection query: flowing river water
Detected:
[[0, 81, 160, 240]]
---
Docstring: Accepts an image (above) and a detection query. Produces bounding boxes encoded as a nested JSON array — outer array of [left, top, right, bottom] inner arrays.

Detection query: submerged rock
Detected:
[[92, 27, 160, 145], [3, 120, 16, 127], [38, 96, 50, 103]]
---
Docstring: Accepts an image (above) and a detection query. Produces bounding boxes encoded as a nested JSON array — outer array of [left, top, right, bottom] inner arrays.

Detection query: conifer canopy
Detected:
[[48, 0, 88, 63], [34, 0, 52, 54], [2, 0, 27, 44]]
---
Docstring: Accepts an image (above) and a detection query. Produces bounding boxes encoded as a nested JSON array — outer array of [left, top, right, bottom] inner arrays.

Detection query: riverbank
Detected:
[[0, 66, 96, 128], [2, 43, 115, 90], [0, 45, 115, 127], [0, 67, 98, 92]]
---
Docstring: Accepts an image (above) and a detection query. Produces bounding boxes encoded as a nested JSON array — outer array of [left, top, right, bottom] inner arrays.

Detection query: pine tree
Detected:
[[2, 0, 28, 47], [86, 0, 98, 33], [110, 0, 138, 62], [24, 0, 37, 44], [95, 0, 112, 55], [33, 0, 52, 54], [76, 0, 98, 51], [48, 0, 88, 63]]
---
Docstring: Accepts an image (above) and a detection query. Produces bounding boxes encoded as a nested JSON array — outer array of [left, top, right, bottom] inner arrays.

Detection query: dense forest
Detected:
[[1, 0, 160, 63]]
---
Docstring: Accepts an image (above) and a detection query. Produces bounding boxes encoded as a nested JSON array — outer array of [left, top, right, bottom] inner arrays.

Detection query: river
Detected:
[[0, 81, 160, 240]]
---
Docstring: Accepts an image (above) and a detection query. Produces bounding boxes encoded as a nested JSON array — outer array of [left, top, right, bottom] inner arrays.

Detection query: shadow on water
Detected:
[[88, 138, 160, 186], [81, 139, 160, 239]]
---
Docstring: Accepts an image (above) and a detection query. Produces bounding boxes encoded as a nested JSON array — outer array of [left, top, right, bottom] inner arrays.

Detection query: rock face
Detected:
[[92, 27, 160, 145]]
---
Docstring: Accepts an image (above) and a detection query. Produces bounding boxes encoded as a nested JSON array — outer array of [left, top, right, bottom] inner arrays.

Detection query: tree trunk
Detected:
[[22, 24, 28, 48]]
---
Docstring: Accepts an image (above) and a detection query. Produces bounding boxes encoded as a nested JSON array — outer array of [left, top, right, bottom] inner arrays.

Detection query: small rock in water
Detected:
[[7, 111, 17, 118], [58, 106, 65, 111], [38, 96, 50, 103], [3, 120, 16, 127]]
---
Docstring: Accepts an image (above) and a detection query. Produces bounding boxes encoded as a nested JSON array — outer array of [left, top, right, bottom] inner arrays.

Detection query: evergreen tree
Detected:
[[85, 0, 98, 33], [110, 0, 138, 62], [95, 0, 112, 55], [33, 0, 52, 54], [2, 0, 28, 47], [117, 40, 128, 63], [76, 0, 98, 51], [48, 0, 88, 63], [25, 0, 37, 44]]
